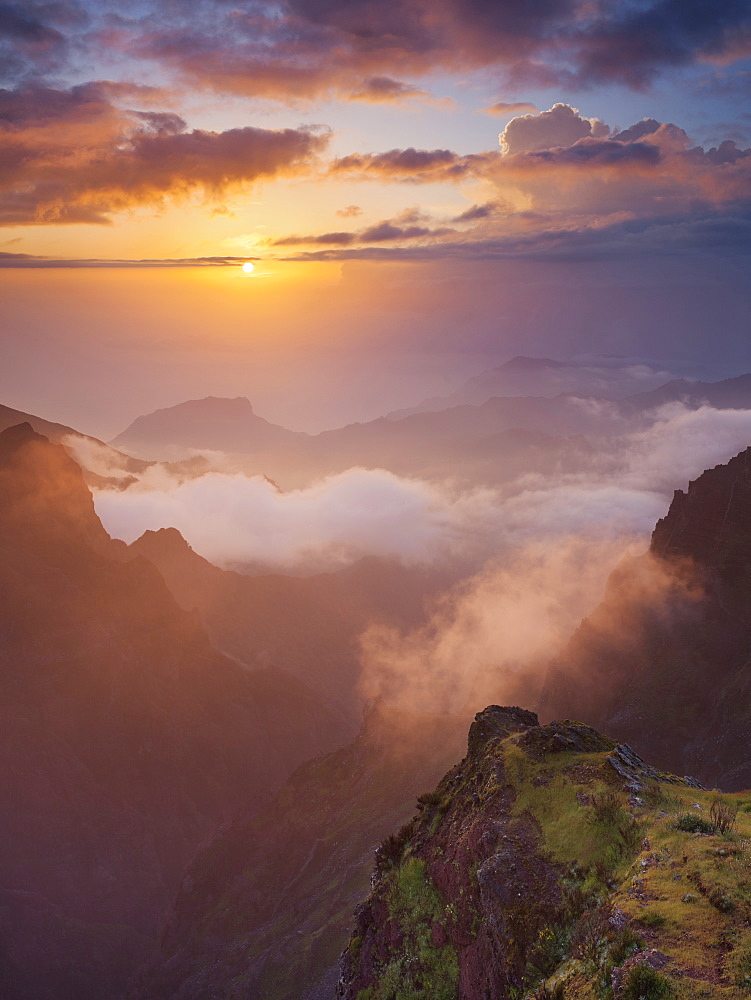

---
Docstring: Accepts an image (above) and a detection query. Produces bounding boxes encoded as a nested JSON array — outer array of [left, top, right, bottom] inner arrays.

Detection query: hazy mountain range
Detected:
[[4, 354, 751, 999]]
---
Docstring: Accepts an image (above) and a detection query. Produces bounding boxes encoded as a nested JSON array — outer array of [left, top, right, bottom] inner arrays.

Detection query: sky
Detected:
[[1, 0, 751, 435]]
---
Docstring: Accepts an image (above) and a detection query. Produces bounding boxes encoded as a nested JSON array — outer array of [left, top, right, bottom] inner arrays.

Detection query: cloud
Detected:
[[350, 76, 431, 104], [483, 101, 537, 118], [0, 1, 73, 84], [499, 103, 610, 154], [94, 466, 505, 570], [274, 207, 455, 246], [329, 147, 492, 183], [289, 106, 751, 258], [0, 83, 329, 224], [71, 0, 751, 102], [356, 403, 751, 713], [358, 535, 649, 713]]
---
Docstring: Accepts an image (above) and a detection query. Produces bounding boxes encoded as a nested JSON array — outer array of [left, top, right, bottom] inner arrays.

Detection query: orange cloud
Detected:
[[0, 84, 329, 225]]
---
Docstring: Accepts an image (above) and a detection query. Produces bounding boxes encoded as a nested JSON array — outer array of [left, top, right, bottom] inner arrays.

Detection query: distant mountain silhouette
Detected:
[[622, 372, 751, 412], [110, 395, 307, 460], [104, 369, 751, 491]]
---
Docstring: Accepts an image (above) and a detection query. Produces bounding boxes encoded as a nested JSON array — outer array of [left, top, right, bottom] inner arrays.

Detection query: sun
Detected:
[[242, 261, 255, 274]]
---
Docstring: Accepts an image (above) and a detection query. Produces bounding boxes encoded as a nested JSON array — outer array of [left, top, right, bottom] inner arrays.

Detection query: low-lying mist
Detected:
[[84, 402, 751, 714], [88, 403, 751, 573]]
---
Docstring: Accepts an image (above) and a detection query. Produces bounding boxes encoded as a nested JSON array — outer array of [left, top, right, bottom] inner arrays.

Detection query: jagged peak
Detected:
[[467, 704, 539, 755], [650, 444, 751, 563], [0, 420, 44, 454]]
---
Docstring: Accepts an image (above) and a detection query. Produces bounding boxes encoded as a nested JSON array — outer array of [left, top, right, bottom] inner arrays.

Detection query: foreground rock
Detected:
[[338, 705, 751, 1000]]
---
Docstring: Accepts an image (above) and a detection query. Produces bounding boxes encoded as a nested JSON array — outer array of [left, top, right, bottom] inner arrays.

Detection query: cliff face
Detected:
[[0, 425, 348, 1000], [338, 705, 751, 1000], [541, 446, 751, 790]]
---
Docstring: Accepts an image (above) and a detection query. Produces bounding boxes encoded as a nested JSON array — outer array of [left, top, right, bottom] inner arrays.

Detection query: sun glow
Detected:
[[242, 261, 255, 274]]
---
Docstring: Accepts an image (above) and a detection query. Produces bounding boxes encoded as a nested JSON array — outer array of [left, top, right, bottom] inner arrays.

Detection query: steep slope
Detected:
[[338, 705, 751, 1000], [0, 400, 149, 485], [541, 446, 751, 790], [129, 528, 459, 719], [0, 424, 348, 1000], [130, 705, 471, 1000], [110, 396, 306, 460]]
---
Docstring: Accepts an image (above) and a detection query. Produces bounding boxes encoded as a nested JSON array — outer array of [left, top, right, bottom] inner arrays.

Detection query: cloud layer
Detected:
[[4, 1, 750, 98]]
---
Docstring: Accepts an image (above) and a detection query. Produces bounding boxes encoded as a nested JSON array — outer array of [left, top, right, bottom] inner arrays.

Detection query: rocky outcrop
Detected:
[[337, 706, 745, 1000]]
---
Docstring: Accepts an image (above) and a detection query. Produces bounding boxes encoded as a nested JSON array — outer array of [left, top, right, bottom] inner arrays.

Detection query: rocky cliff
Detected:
[[541, 446, 751, 790], [338, 705, 751, 1000]]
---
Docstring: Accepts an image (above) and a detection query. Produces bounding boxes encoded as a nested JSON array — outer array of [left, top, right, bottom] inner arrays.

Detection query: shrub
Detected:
[[673, 813, 714, 834], [572, 907, 611, 961], [609, 927, 642, 966], [375, 821, 413, 873], [621, 965, 673, 1000], [416, 790, 443, 810]]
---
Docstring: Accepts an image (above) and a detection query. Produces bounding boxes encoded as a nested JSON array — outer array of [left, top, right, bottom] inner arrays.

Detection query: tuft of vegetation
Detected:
[[710, 798, 738, 834], [673, 813, 715, 834], [416, 791, 443, 811], [375, 821, 414, 874], [571, 906, 612, 961], [620, 965, 674, 1000], [591, 789, 624, 823], [638, 909, 668, 929]]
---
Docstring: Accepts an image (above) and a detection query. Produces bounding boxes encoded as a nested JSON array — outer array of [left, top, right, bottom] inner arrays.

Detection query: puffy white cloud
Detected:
[[499, 103, 610, 155]]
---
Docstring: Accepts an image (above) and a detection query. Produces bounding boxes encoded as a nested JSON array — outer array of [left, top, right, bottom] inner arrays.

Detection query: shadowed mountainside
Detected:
[[0, 423, 348, 1000], [129, 528, 455, 721], [541, 446, 751, 789], [129, 704, 471, 1000]]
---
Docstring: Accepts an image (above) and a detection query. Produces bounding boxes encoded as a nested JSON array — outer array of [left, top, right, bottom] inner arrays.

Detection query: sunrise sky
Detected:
[[2, 0, 751, 434]]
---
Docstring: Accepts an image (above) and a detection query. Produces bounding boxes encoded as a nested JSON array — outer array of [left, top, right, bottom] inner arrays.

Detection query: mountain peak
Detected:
[[110, 395, 302, 461], [0, 420, 40, 454], [650, 445, 751, 565]]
